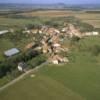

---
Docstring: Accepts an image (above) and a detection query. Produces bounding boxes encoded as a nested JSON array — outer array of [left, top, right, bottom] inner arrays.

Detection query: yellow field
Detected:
[[20, 10, 74, 17], [75, 13, 100, 28]]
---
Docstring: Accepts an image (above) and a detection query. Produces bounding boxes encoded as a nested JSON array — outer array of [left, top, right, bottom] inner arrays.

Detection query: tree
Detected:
[[91, 45, 100, 56]]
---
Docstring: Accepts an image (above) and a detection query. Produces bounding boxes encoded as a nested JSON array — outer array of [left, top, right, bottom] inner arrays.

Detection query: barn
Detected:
[[4, 48, 20, 57]]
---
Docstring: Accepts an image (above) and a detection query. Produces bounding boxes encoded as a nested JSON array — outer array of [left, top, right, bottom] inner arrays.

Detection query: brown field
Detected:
[[20, 10, 100, 28], [82, 20, 100, 28], [75, 13, 100, 28], [20, 10, 75, 17]]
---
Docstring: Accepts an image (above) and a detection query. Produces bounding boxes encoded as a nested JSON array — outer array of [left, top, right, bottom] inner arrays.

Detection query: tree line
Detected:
[[0, 49, 39, 78]]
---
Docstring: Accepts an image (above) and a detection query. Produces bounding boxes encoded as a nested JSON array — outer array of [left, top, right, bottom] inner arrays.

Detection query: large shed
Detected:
[[0, 30, 9, 35], [4, 48, 20, 57]]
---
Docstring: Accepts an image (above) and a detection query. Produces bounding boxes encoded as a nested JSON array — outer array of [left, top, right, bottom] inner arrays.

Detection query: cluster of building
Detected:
[[2, 23, 99, 69], [61, 24, 99, 38], [23, 23, 99, 64], [39, 26, 69, 64]]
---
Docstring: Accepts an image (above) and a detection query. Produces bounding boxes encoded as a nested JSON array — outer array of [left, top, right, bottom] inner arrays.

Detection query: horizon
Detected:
[[0, 0, 100, 5]]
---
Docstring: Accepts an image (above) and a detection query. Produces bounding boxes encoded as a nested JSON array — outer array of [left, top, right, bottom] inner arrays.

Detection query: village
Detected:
[[22, 23, 99, 65], [0, 22, 99, 72], [0, 1, 100, 99]]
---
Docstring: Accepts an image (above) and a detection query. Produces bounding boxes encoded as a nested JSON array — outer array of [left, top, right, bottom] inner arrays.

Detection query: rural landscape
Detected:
[[0, 1, 100, 100]]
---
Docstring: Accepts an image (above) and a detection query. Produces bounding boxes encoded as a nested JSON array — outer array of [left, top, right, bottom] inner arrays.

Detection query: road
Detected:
[[0, 62, 46, 92]]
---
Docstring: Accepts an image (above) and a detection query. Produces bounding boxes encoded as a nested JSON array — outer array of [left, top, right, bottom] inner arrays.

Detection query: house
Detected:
[[61, 27, 68, 33], [84, 31, 99, 36], [50, 55, 63, 64], [52, 60, 59, 64], [18, 62, 27, 72], [31, 29, 38, 34], [84, 32, 92, 36], [25, 42, 34, 50], [52, 43, 61, 48], [46, 28, 59, 36], [49, 54, 69, 64], [42, 43, 48, 54], [39, 30, 43, 34], [0, 30, 9, 35], [4, 48, 20, 57], [92, 32, 99, 35], [34, 46, 42, 51], [54, 29, 60, 34], [23, 30, 30, 34]]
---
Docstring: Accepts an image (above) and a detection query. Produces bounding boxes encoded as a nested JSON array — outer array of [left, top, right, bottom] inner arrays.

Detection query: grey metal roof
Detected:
[[4, 48, 20, 57]]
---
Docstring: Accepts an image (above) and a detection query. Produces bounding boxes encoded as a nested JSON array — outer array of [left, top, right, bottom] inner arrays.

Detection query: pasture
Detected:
[[0, 17, 33, 28], [0, 39, 14, 61], [0, 36, 100, 100]]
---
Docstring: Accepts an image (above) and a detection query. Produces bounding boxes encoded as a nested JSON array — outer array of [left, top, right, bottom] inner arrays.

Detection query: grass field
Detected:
[[0, 39, 15, 61], [0, 36, 100, 100], [0, 17, 34, 29]]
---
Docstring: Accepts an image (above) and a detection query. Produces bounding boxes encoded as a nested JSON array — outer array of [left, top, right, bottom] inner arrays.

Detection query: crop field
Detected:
[[75, 13, 100, 28], [20, 10, 100, 28], [20, 10, 74, 17], [0, 36, 100, 100]]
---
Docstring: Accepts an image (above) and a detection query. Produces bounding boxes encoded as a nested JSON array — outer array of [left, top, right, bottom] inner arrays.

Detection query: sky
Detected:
[[0, 0, 100, 4]]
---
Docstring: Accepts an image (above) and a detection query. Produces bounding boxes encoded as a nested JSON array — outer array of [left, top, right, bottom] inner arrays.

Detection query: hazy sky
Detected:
[[0, 0, 100, 4]]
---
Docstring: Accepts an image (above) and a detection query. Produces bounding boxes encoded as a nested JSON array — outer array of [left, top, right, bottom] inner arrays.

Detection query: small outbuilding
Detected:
[[18, 62, 27, 72], [0, 30, 9, 35], [4, 48, 20, 57]]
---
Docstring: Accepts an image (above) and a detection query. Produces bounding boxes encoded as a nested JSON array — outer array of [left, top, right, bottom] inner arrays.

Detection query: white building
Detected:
[[52, 60, 59, 64], [53, 43, 61, 48], [92, 32, 99, 35], [18, 62, 27, 72], [84, 31, 99, 36], [0, 30, 9, 35]]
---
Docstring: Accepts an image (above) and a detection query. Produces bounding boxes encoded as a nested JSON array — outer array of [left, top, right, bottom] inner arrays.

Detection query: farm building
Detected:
[[83, 31, 99, 36], [4, 48, 20, 57], [0, 30, 9, 35], [18, 62, 27, 72]]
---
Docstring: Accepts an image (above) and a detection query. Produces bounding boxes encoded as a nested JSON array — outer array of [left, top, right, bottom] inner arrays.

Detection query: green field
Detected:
[[0, 17, 34, 29], [0, 39, 15, 61], [0, 36, 100, 100]]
